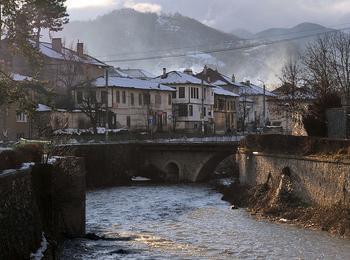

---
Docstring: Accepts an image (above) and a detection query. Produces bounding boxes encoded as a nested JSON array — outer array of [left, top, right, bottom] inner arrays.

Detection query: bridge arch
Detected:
[[163, 161, 181, 182], [194, 153, 236, 182]]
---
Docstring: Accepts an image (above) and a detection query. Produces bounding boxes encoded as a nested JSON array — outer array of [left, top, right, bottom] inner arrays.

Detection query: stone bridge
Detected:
[[61, 139, 241, 187], [139, 142, 239, 182]]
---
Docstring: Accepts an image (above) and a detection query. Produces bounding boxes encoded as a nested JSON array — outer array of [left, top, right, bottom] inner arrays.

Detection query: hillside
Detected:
[[58, 10, 331, 83], [60, 9, 239, 61]]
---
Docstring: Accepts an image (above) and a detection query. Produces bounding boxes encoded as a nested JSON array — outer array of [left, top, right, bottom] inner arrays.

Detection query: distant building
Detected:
[[270, 84, 315, 135], [196, 66, 275, 131], [154, 68, 215, 133], [73, 76, 175, 132], [0, 38, 108, 99], [213, 86, 240, 134], [116, 68, 155, 80], [0, 74, 34, 141]]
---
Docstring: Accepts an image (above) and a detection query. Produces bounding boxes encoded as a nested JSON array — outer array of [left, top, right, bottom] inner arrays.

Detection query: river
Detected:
[[61, 184, 350, 259]]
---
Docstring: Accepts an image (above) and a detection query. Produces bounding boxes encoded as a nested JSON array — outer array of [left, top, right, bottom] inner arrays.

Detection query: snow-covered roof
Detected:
[[154, 71, 213, 86], [12, 73, 32, 81], [272, 85, 316, 100], [118, 68, 155, 79], [212, 79, 228, 86], [38, 42, 107, 67], [213, 86, 239, 97], [237, 82, 276, 97], [93, 76, 175, 92], [36, 104, 52, 112]]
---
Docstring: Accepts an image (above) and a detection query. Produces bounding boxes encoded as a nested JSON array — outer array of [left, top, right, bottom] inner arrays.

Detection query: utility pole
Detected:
[[201, 78, 205, 135], [105, 69, 109, 142], [258, 79, 266, 127]]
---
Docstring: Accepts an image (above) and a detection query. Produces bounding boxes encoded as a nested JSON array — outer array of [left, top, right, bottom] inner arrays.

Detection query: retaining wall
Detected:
[[0, 156, 86, 259], [237, 151, 350, 207]]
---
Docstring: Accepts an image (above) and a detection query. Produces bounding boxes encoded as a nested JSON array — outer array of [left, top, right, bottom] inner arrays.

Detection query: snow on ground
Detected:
[[53, 128, 128, 136], [30, 233, 48, 260], [132, 176, 152, 182]]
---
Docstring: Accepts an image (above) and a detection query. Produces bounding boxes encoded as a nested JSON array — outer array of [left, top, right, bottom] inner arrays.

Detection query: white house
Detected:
[[74, 76, 175, 132], [154, 69, 215, 133]]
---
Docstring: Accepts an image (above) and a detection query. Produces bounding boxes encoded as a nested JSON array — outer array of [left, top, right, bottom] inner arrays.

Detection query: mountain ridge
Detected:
[[57, 9, 331, 83]]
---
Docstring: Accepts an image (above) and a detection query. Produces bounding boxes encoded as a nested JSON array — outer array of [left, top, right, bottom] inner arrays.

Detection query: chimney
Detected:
[[203, 65, 208, 75], [184, 68, 193, 75], [245, 80, 251, 86], [161, 68, 167, 78], [232, 73, 236, 83], [77, 42, 84, 57], [52, 38, 62, 53]]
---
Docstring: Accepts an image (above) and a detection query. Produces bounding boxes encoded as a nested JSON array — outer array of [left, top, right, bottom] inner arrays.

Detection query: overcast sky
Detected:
[[66, 0, 350, 32]]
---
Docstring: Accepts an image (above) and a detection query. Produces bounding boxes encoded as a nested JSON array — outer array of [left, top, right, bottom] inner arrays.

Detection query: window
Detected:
[[218, 99, 225, 111], [130, 93, 135, 106], [116, 91, 120, 103], [172, 89, 177, 99], [178, 104, 188, 117], [163, 112, 168, 126], [155, 94, 162, 105], [168, 94, 172, 105], [101, 91, 108, 105], [16, 112, 27, 123], [191, 87, 199, 99], [203, 88, 207, 100], [189, 105, 193, 116], [122, 91, 126, 104], [77, 91, 83, 104], [127, 116, 131, 128], [203, 107, 207, 117], [179, 87, 185, 98], [144, 93, 151, 105], [139, 93, 143, 105], [89, 91, 97, 102]]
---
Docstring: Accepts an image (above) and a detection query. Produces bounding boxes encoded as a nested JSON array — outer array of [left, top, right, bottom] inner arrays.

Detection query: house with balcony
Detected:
[[154, 69, 215, 133], [213, 86, 240, 134], [196, 66, 275, 132], [73, 76, 175, 132]]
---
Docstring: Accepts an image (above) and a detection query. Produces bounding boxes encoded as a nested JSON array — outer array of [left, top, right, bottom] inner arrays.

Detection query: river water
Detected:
[[61, 184, 350, 259]]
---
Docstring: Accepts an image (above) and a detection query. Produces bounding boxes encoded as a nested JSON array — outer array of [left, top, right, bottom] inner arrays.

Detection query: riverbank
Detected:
[[218, 181, 350, 239]]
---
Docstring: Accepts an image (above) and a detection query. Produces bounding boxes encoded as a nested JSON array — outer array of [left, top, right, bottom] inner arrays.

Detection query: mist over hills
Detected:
[[57, 9, 331, 84]]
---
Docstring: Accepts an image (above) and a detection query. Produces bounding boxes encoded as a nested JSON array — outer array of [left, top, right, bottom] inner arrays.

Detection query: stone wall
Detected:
[[0, 156, 86, 259], [0, 169, 42, 259], [237, 151, 350, 207], [327, 108, 347, 139]]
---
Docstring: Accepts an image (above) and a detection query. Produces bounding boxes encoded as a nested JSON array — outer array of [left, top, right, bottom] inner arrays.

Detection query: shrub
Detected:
[[14, 144, 44, 164], [0, 150, 24, 172]]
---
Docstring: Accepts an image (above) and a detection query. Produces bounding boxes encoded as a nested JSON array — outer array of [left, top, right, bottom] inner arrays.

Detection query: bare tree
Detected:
[[275, 58, 308, 134], [328, 31, 350, 105], [303, 35, 335, 97], [76, 85, 103, 134]]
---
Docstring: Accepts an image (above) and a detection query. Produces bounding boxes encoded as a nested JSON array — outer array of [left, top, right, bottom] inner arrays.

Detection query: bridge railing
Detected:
[[144, 136, 243, 144]]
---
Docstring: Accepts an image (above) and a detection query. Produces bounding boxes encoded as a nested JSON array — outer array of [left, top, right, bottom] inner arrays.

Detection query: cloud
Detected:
[[66, 0, 350, 32], [66, 0, 115, 9], [123, 1, 162, 14]]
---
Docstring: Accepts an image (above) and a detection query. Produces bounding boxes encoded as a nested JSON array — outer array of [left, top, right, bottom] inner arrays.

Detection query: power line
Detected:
[[93, 21, 350, 60], [101, 25, 350, 63]]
